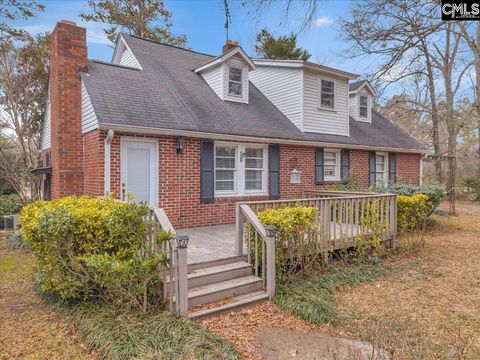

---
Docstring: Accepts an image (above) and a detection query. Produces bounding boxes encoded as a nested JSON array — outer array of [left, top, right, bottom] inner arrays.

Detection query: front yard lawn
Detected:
[[0, 231, 240, 360]]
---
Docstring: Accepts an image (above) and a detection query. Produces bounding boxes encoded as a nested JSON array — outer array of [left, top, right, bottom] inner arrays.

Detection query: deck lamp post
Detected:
[[176, 234, 189, 248], [265, 225, 277, 239]]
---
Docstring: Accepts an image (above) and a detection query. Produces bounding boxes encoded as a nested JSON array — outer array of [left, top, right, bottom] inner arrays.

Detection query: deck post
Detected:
[[265, 235, 276, 299], [235, 203, 243, 256], [176, 246, 189, 317]]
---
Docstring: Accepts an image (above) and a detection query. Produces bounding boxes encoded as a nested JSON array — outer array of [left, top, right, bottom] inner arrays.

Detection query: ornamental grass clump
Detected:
[[21, 196, 168, 311]]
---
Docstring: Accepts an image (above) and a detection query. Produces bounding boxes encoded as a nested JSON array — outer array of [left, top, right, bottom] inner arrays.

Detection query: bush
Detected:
[[256, 206, 318, 281], [463, 177, 480, 200], [21, 196, 167, 311], [375, 183, 446, 215], [0, 194, 22, 229], [396, 194, 430, 251]]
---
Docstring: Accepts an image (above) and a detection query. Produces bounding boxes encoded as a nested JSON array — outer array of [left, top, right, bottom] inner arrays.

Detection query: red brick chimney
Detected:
[[49, 20, 87, 198], [222, 39, 239, 53]]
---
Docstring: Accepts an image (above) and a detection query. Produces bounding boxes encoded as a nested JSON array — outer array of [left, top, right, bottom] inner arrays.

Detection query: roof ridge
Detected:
[[123, 33, 215, 58], [87, 59, 141, 71]]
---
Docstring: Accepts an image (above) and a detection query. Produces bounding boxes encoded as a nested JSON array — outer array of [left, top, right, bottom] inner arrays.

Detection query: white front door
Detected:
[[120, 138, 158, 207]]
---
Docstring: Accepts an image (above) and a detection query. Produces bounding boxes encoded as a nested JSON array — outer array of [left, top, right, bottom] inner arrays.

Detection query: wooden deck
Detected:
[[177, 222, 362, 264]]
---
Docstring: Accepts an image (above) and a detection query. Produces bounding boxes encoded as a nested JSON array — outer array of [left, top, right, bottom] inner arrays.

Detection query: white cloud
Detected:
[[313, 16, 334, 28], [20, 24, 53, 34]]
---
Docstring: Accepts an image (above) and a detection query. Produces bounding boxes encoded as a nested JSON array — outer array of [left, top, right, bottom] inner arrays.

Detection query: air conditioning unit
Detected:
[[3, 214, 20, 231]]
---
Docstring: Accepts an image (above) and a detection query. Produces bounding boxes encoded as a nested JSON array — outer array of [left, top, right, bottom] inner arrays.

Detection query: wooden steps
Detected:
[[170, 255, 267, 318]]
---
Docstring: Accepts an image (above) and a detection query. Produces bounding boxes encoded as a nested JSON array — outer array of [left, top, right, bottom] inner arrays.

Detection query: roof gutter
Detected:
[[98, 123, 427, 154]]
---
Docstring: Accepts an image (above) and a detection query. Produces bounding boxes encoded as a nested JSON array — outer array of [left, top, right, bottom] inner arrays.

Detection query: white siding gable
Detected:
[[112, 35, 142, 70], [200, 53, 250, 104], [40, 91, 51, 150], [201, 64, 223, 99], [303, 70, 349, 136], [223, 55, 249, 104], [349, 85, 374, 123], [81, 81, 98, 134], [349, 93, 357, 119], [249, 66, 302, 129]]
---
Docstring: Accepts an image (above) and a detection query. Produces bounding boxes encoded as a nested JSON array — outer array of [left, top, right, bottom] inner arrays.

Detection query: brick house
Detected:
[[39, 20, 425, 230]]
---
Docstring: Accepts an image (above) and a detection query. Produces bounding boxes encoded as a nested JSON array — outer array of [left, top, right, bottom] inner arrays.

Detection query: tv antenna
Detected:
[[224, 0, 232, 42]]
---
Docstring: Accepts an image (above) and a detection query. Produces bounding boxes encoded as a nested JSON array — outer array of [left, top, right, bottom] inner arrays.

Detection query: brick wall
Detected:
[[397, 152, 421, 184], [103, 134, 421, 229], [83, 130, 105, 196], [49, 21, 87, 198]]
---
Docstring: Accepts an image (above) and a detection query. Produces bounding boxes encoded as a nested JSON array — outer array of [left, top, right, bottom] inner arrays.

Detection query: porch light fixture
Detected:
[[176, 136, 186, 154], [290, 168, 301, 184], [176, 234, 189, 249], [265, 225, 277, 238]]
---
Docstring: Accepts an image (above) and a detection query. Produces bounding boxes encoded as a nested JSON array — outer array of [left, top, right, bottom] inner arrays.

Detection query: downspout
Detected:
[[419, 156, 423, 185], [104, 129, 114, 196]]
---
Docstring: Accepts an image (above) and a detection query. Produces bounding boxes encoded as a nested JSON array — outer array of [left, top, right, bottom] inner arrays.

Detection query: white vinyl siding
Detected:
[[303, 70, 349, 136], [119, 47, 142, 69], [81, 81, 98, 134], [214, 142, 267, 196], [40, 92, 51, 150], [375, 152, 388, 186], [201, 64, 224, 99], [350, 87, 372, 123], [223, 55, 249, 103], [112, 35, 142, 69], [324, 149, 340, 181], [349, 93, 357, 118], [249, 66, 303, 129]]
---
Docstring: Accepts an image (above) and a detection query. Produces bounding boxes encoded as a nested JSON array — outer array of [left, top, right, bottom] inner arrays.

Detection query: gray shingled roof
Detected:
[[81, 35, 425, 152]]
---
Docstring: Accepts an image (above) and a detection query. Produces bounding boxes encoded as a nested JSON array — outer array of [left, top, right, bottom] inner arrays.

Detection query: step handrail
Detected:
[[238, 204, 276, 299], [150, 208, 188, 316]]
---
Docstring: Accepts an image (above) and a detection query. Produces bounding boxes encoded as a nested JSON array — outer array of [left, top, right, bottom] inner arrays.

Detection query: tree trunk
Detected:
[[476, 22, 480, 178]]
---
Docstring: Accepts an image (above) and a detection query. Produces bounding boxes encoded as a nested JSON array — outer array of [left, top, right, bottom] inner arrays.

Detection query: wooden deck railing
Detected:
[[147, 208, 188, 317], [236, 192, 397, 269], [237, 204, 276, 299]]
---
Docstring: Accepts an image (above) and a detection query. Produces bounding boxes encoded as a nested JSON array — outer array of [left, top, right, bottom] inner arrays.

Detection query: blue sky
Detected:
[[11, 0, 374, 76]]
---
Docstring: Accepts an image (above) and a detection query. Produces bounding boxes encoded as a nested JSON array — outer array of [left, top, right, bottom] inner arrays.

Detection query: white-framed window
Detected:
[[320, 79, 335, 109], [324, 149, 340, 181], [228, 66, 242, 96], [214, 142, 267, 196], [359, 95, 368, 118], [375, 153, 388, 186]]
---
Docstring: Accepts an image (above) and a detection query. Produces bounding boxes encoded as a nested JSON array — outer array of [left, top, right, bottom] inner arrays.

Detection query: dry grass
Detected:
[[0, 231, 96, 360], [335, 201, 480, 359]]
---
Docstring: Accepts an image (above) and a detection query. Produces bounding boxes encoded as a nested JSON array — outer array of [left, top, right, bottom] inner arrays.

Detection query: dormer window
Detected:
[[320, 79, 335, 109], [359, 95, 368, 118], [228, 66, 242, 96]]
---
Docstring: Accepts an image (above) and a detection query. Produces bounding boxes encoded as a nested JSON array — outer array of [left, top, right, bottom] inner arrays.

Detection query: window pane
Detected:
[[216, 181, 234, 191], [245, 158, 263, 169], [245, 180, 262, 190], [215, 169, 234, 181], [229, 67, 242, 80], [229, 81, 242, 96], [216, 157, 235, 169], [360, 106, 368, 117], [245, 148, 263, 158], [245, 169, 262, 181], [321, 93, 334, 108], [216, 146, 235, 157], [321, 80, 334, 93], [360, 96, 368, 106]]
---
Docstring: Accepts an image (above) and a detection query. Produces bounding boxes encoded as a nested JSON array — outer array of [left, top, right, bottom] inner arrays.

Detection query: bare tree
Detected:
[[0, 34, 50, 203]]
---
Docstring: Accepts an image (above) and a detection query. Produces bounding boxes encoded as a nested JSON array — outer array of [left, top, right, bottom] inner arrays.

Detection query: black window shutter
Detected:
[[269, 144, 280, 200], [389, 153, 397, 184], [341, 149, 350, 183], [315, 148, 324, 184], [369, 151, 376, 186], [200, 140, 214, 203]]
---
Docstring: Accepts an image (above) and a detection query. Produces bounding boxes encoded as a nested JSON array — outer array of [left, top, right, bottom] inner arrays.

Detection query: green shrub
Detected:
[[0, 194, 22, 229], [375, 183, 446, 215], [21, 196, 166, 310], [463, 177, 480, 200], [256, 206, 318, 281], [396, 194, 429, 251], [355, 200, 389, 261]]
